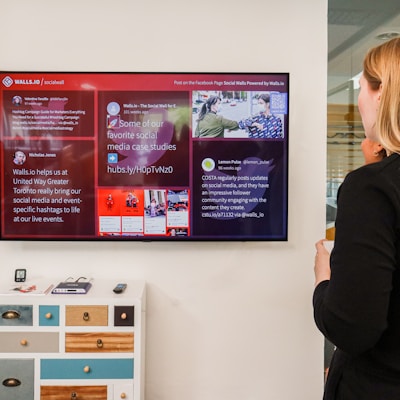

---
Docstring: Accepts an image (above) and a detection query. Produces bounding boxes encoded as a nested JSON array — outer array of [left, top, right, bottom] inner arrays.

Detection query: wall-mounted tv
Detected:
[[0, 72, 289, 241]]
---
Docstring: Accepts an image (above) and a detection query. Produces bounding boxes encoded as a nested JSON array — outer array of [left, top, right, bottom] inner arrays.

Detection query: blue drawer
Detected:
[[39, 305, 60, 326], [41, 358, 134, 379], [0, 305, 32, 326]]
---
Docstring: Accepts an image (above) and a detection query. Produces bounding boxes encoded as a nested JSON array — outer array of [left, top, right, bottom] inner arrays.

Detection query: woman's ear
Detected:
[[377, 83, 383, 102], [373, 143, 384, 156]]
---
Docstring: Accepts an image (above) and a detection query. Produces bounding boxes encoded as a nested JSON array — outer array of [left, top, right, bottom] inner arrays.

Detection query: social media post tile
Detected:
[[2, 90, 94, 138], [97, 91, 190, 187], [191, 139, 287, 238], [3, 139, 95, 237], [97, 188, 145, 237]]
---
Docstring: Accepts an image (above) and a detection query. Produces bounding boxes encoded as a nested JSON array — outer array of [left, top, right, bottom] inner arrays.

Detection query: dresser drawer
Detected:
[[41, 358, 134, 379], [0, 332, 59, 353], [0, 358, 34, 399], [39, 305, 60, 326], [114, 306, 134, 326], [114, 383, 134, 400], [41, 385, 107, 400], [0, 305, 33, 326], [65, 306, 108, 326], [65, 332, 134, 352]]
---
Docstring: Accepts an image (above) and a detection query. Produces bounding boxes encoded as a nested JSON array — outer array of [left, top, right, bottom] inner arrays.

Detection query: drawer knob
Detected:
[[83, 312, 90, 321], [20, 339, 28, 346], [96, 338, 103, 348], [2, 377, 21, 387], [2, 310, 21, 319], [45, 312, 52, 319], [71, 392, 77, 399], [121, 312, 127, 320], [120, 393, 127, 399], [83, 365, 90, 373]]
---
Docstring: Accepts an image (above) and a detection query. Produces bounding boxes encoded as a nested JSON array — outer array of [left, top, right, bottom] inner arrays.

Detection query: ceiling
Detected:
[[328, 0, 400, 97]]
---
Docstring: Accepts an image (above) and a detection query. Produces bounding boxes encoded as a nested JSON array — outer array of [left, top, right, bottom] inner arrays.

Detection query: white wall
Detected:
[[0, 0, 327, 399]]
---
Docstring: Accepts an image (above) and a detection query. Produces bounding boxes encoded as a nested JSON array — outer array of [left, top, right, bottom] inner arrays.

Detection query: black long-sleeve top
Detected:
[[313, 154, 400, 399]]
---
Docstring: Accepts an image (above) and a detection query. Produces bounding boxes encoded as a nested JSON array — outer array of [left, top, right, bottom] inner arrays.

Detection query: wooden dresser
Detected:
[[0, 279, 145, 400]]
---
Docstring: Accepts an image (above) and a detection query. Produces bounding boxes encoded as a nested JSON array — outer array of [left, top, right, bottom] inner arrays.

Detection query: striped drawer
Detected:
[[65, 332, 134, 352], [41, 385, 107, 400]]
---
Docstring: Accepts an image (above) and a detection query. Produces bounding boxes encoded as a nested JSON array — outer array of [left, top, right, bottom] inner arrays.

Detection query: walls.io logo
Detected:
[[2, 76, 13, 87]]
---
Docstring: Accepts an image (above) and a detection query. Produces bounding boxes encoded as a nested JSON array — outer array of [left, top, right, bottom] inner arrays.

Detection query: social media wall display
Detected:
[[0, 72, 289, 241]]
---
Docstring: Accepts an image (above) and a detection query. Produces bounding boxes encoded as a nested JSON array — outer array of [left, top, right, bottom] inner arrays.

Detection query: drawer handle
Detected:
[[2, 310, 21, 319], [20, 339, 28, 346], [71, 392, 77, 399], [97, 338, 103, 348], [2, 377, 21, 387], [121, 312, 127, 320], [45, 312, 52, 319], [83, 365, 90, 373], [120, 393, 127, 399], [83, 312, 90, 321]]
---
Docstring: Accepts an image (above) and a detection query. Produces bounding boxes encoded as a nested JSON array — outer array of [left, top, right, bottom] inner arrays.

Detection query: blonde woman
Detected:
[[314, 37, 400, 399]]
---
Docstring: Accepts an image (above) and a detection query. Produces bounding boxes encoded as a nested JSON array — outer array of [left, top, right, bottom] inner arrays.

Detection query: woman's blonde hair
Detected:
[[363, 37, 400, 154]]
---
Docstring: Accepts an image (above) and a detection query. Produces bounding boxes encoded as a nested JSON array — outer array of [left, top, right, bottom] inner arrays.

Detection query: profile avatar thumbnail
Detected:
[[13, 150, 26, 165]]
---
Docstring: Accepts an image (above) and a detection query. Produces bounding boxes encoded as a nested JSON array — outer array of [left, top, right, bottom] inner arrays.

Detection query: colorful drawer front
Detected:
[[39, 305, 60, 326], [0, 358, 34, 399], [41, 358, 134, 379], [65, 306, 108, 326], [0, 332, 59, 353], [65, 332, 134, 352], [0, 305, 33, 326], [41, 385, 107, 400], [114, 306, 135, 326]]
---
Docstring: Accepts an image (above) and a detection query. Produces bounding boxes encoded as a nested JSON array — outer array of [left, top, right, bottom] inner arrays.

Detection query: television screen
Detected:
[[0, 72, 289, 241]]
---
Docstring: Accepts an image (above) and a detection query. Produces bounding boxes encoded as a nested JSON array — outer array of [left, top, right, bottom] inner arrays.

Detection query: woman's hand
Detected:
[[314, 239, 331, 287]]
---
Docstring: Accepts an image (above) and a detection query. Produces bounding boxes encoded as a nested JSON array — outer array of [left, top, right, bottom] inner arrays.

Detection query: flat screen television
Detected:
[[0, 72, 289, 241]]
